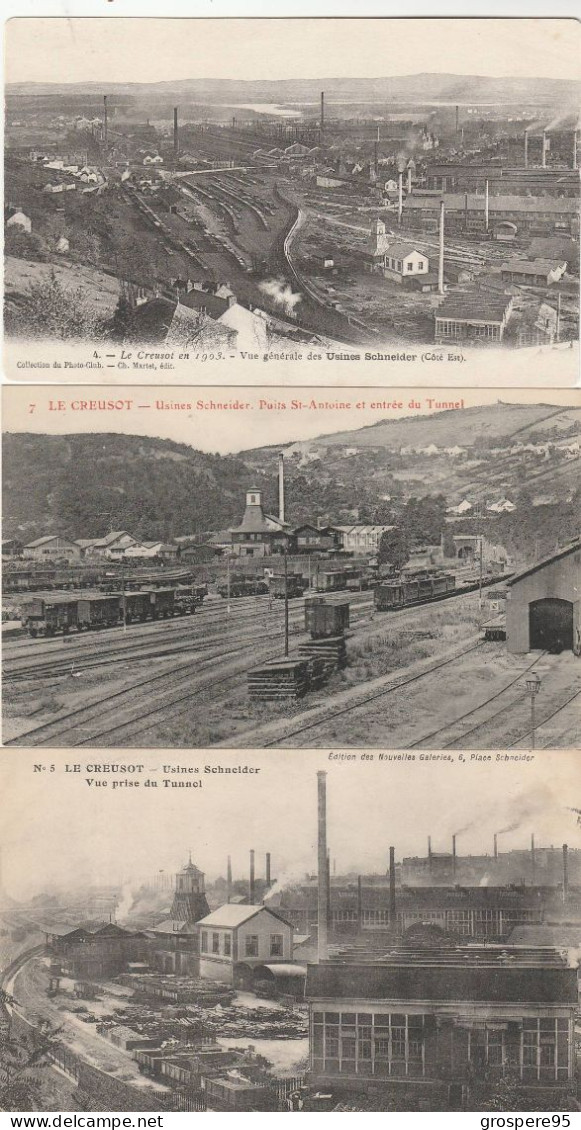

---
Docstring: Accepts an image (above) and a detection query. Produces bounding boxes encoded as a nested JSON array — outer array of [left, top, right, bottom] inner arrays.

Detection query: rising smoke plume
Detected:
[[258, 278, 302, 317]]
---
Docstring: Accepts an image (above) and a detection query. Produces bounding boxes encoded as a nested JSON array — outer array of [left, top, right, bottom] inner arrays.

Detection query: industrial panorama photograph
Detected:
[[1, 387, 580, 751], [0, 752, 579, 1113], [3, 18, 580, 373]]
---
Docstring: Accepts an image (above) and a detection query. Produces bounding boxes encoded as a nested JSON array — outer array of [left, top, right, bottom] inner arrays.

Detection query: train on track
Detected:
[[2, 562, 198, 594], [374, 570, 457, 611], [21, 586, 202, 637]]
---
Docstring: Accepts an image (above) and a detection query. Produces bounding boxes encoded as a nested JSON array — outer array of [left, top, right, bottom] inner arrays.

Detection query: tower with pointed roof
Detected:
[[169, 854, 210, 924]]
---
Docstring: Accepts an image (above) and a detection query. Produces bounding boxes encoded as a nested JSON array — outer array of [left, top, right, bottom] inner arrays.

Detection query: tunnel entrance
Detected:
[[529, 598, 573, 652]]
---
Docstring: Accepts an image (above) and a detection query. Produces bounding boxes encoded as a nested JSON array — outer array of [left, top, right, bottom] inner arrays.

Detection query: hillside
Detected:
[[274, 402, 581, 454], [1, 433, 262, 542], [6, 73, 579, 107]]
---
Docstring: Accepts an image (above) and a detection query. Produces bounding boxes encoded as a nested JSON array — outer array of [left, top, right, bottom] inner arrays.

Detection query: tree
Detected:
[[5, 227, 47, 262], [405, 494, 447, 546], [4, 273, 105, 342], [378, 526, 410, 571]]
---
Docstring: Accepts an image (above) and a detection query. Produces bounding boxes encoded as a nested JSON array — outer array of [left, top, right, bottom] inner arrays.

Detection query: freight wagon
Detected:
[[77, 595, 121, 630], [305, 596, 350, 639], [149, 588, 175, 618], [315, 569, 348, 593], [374, 571, 456, 611], [217, 578, 269, 598], [21, 596, 79, 637], [270, 574, 308, 599]]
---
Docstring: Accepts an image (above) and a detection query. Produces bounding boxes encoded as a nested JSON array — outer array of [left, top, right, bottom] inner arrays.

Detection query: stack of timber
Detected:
[[247, 658, 311, 702], [298, 634, 348, 670]]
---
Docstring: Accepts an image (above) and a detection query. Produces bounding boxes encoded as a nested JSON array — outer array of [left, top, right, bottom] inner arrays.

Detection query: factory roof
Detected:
[[501, 258, 567, 275], [507, 539, 581, 587], [434, 292, 513, 324], [404, 194, 579, 214], [24, 534, 77, 548], [306, 959, 577, 1004], [255, 963, 307, 979], [197, 903, 292, 929]]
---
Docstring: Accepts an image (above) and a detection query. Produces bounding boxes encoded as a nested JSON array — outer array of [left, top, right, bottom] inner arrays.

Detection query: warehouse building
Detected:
[[434, 293, 514, 345], [506, 540, 581, 654], [402, 194, 579, 237], [306, 945, 577, 1108]]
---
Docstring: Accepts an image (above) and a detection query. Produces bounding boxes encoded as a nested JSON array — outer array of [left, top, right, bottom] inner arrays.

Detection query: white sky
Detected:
[[3, 387, 578, 455], [1, 751, 578, 898], [5, 17, 581, 86]]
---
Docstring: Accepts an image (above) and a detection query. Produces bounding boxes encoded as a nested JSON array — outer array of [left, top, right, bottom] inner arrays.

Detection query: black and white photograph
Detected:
[[3, 17, 580, 385], [0, 750, 579, 1113], [2, 385, 580, 751]]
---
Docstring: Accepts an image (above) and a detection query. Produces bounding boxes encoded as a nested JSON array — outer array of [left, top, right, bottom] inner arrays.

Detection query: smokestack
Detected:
[[562, 844, 569, 904], [428, 836, 432, 861], [455, 105, 459, 134], [484, 179, 489, 233], [573, 131, 577, 171], [464, 192, 469, 231], [265, 852, 271, 886], [227, 855, 232, 903], [249, 849, 255, 904], [407, 164, 412, 194], [398, 171, 403, 224], [494, 833, 498, 861], [374, 141, 379, 178], [556, 292, 562, 341], [320, 91, 325, 135], [389, 846, 396, 923], [452, 835, 457, 877], [278, 452, 285, 523], [531, 834, 536, 884], [542, 130, 547, 169], [438, 199, 445, 296], [173, 107, 179, 158], [357, 875, 363, 933], [317, 772, 329, 961], [103, 95, 108, 148], [524, 130, 529, 169]]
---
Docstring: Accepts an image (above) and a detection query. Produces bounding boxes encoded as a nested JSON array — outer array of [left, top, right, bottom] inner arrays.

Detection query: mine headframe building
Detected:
[[306, 945, 577, 1108], [506, 540, 581, 655]]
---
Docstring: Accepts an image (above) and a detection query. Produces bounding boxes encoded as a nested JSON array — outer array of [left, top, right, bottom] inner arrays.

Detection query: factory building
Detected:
[[42, 922, 147, 980], [229, 488, 289, 557], [402, 194, 579, 237], [197, 904, 294, 985], [424, 162, 580, 197], [147, 856, 210, 976], [306, 946, 577, 1107], [506, 540, 581, 654], [434, 293, 514, 346]]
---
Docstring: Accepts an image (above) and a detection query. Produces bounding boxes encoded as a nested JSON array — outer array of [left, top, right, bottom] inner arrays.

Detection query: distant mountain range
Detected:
[[6, 73, 580, 109]]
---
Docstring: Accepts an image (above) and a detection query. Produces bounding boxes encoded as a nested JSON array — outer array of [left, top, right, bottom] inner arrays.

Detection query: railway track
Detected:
[[406, 653, 549, 748], [508, 688, 581, 750]]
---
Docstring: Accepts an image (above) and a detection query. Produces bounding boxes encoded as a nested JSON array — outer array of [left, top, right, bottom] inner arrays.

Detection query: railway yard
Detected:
[[3, 578, 579, 750]]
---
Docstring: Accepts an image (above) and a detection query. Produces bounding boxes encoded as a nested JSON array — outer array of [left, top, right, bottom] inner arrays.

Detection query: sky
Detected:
[[3, 387, 578, 456], [1, 750, 579, 899], [5, 17, 581, 86]]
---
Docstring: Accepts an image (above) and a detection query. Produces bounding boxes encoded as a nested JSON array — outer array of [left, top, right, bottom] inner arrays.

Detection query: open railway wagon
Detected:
[[217, 577, 269, 598], [269, 573, 309, 599], [374, 570, 456, 611]]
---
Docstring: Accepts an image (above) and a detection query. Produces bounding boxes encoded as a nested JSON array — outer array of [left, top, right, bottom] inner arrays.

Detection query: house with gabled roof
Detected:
[[198, 903, 294, 984]]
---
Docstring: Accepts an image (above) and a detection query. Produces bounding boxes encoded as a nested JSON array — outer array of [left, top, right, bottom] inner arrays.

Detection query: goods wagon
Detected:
[[305, 596, 350, 639], [122, 590, 154, 623], [374, 571, 456, 611], [270, 574, 308, 599], [149, 588, 175, 618], [174, 586, 198, 615], [21, 596, 79, 637], [77, 595, 121, 630], [217, 578, 269, 598], [315, 569, 348, 593]]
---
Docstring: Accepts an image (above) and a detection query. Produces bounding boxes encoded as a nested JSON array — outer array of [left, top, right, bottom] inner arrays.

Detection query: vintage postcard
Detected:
[[0, 748, 579, 1112], [2, 383, 579, 751], [3, 16, 580, 386]]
